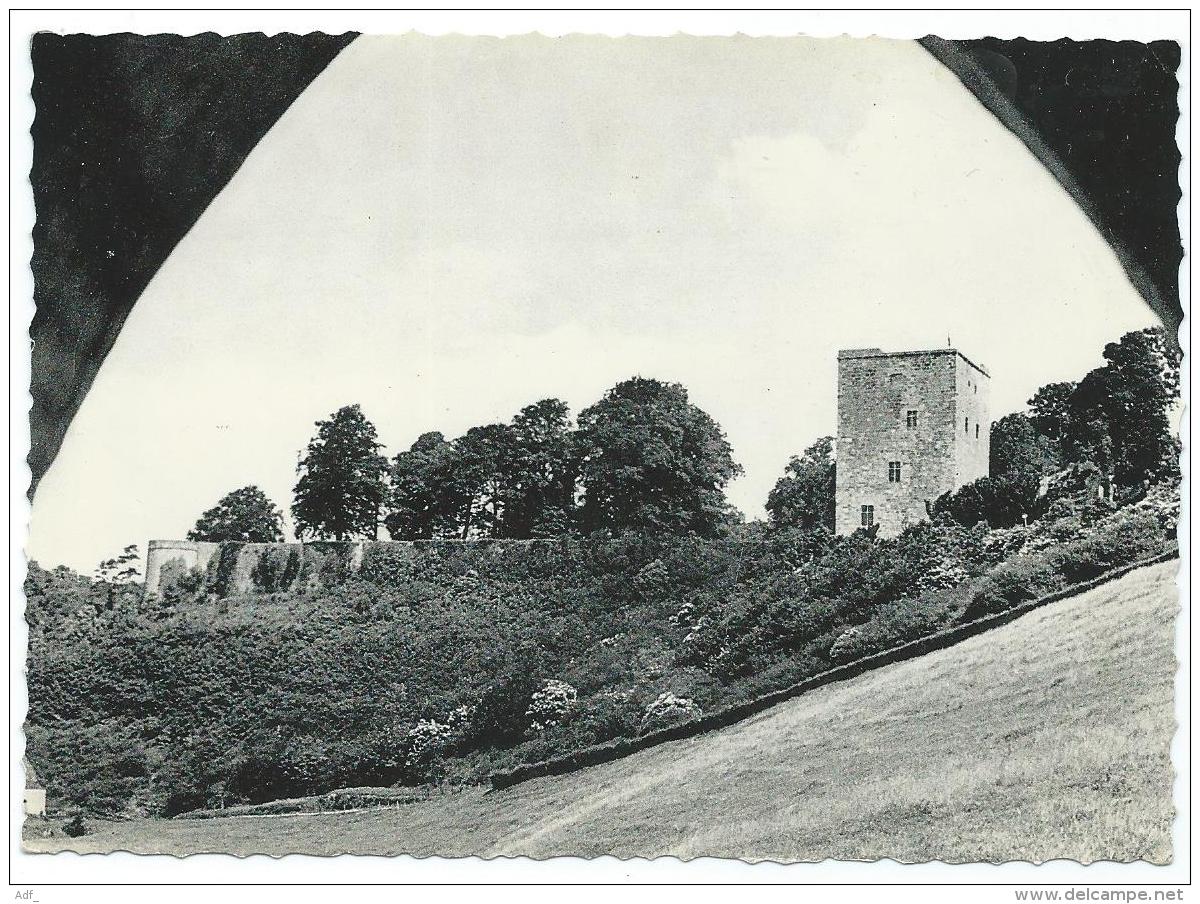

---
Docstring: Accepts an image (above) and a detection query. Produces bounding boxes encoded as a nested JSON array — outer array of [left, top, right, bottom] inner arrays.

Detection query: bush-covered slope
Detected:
[[24, 484, 1177, 818], [27, 560, 1178, 862]]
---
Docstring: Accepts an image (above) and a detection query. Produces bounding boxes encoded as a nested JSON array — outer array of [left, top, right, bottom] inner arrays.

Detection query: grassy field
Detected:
[[25, 560, 1178, 862]]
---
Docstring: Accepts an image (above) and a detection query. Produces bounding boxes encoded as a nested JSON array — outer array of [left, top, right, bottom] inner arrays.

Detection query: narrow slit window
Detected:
[[888, 461, 901, 482], [975, 423, 980, 439], [860, 505, 874, 527], [964, 417, 969, 434], [905, 409, 918, 429]]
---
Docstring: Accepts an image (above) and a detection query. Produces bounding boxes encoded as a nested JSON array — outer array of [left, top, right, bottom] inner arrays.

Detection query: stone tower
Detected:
[[835, 347, 990, 537]]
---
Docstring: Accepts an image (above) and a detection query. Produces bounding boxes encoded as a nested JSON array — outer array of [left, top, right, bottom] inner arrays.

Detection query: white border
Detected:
[[6, 8, 1191, 897]]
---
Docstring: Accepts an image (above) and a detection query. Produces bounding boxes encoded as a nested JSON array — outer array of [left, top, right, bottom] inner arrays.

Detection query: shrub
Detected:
[[26, 720, 153, 816], [969, 556, 1065, 618], [1125, 481, 1181, 536], [931, 474, 1040, 528], [466, 670, 542, 749], [640, 693, 701, 732], [916, 558, 971, 595], [981, 527, 1028, 565], [571, 690, 642, 744], [156, 559, 206, 607], [359, 544, 418, 585], [1036, 462, 1107, 517], [829, 627, 867, 663], [632, 559, 671, 601], [402, 720, 454, 783], [1047, 511, 1168, 584], [525, 679, 578, 733]]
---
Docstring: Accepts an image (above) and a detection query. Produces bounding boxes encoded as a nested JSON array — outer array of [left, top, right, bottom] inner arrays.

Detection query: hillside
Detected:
[[26, 559, 1178, 863]]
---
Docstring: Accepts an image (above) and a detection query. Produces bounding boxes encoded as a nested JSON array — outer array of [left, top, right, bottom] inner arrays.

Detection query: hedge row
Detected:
[[489, 549, 1179, 791], [173, 785, 434, 820]]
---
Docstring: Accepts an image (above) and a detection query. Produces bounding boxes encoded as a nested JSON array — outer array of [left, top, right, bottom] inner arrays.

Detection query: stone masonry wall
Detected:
[[835, 348, 990, 537], [144, 540, 221, 594]]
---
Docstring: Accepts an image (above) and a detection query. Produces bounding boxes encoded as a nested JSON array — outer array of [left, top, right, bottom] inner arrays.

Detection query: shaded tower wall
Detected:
[[953, 352, 991, 493], [835, 348, 990, 537]]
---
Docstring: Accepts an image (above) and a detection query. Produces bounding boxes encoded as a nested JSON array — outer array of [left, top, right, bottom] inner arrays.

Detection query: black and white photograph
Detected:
[[8, 9, 1190, 895]]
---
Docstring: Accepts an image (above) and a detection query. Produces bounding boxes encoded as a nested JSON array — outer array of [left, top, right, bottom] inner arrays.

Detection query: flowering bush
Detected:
[[571, 689, 641, 742], [670, 600, 714, 649], [25, 475, 1181, 814], [525, 679, 577, 733], [668, 600, 696, 630], [640, 692, 701, 732], [916, 559, 971, 595], [445, 704, 476, 732], [968, 504, 1173, 618], [403, 719, 454, 781], [969, 555, 1065, 616], [1047, 510, 1170, 585]]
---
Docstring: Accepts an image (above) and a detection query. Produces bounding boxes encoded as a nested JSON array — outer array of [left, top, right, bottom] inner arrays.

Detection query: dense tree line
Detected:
[[930, 327, 1180, 528], [188, 378, 742, 544]]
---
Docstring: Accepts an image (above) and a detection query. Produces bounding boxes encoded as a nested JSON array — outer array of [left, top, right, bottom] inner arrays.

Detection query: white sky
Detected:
[[28, 34, 1156, 573]]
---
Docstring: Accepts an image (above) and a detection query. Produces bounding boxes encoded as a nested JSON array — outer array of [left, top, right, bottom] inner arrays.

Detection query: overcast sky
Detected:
[[28, 34, 1156, 573]]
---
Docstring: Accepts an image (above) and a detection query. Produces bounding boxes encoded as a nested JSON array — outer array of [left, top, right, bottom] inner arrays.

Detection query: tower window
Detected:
[[888, 461, 901, 482], [905, 410, 918, 429], [975, 423, 980, 439], [964, 417, 969, 434], [860, 505, 874, 527]]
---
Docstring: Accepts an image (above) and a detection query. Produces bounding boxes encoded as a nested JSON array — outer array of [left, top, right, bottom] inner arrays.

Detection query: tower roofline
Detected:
[[836, 347, 989, 378]]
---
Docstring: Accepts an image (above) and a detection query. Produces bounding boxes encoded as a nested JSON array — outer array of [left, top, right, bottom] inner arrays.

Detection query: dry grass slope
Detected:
[[26, 560, 1178, 862]]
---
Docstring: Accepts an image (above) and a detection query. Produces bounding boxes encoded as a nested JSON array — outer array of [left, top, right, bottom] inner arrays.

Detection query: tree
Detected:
[[387, 400, 579, 541], [989, 413, 1055, 483], [450, 423, 514, 539], [384, 432, 466, 540], [1062, 327, 1180, 491], [765, 436, 836, 532], [1095, 327, 1180, 488], [1062, 369, 1116, 486], [497, 399, 578, 538], [93, 544, 140, 611], [187, 486, 284, 543], [292, 405, 389, 541], [1028, 381, 1076, 455], [575, 377, 742, 537], [94, 544, 140, 585]]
